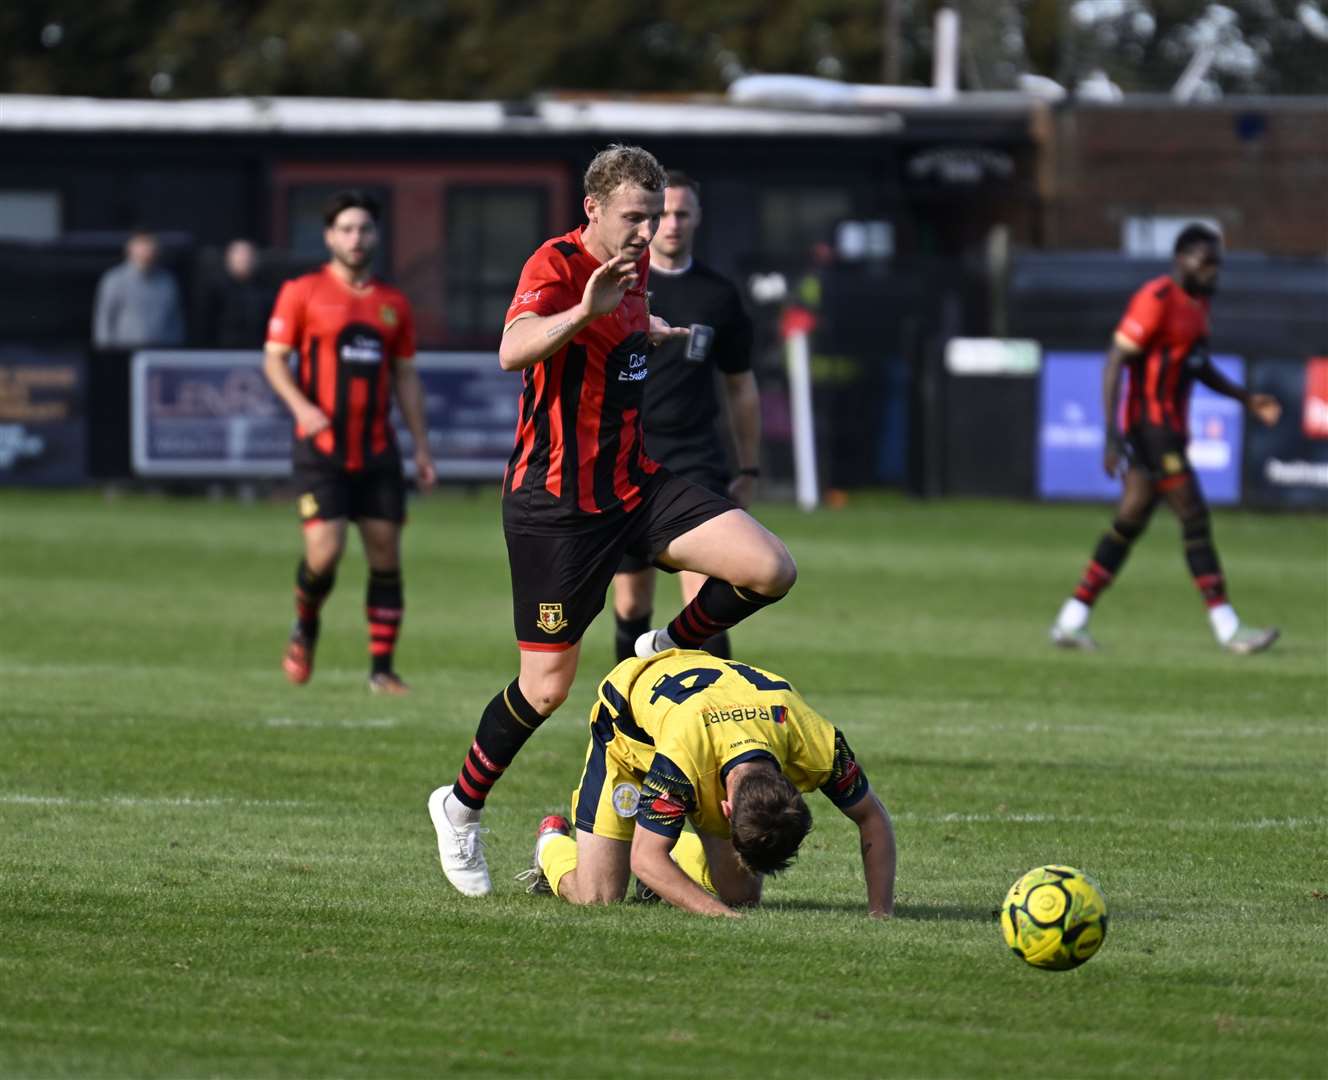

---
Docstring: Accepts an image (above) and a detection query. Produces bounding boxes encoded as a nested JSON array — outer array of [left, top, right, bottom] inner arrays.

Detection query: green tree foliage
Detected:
[[2, 1, 1325, 99], [1069, 0, 1328, 97]]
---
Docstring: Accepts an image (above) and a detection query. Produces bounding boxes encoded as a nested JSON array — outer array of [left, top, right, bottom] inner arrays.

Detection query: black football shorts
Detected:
[[618, 434, 731, 574], [1126, 424, 1193, 491], [507, 468, 735, 650], [293, 447, 406, 526]]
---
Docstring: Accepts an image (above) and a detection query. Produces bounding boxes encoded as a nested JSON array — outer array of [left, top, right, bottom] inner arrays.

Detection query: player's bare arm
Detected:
[[1195, 364, 1282, 427], [263, 341, 329, 436], [392, 360, 436, 491], [723, 370, 762, 507], [630, 827, 741, 918], [498, 254, 645, 372], [841, 788, 896, 918], [1102, 335, 1140, 478]]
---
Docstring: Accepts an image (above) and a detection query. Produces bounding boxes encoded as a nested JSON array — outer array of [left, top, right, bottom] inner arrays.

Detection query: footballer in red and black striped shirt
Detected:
[[263, 190, 436, 696], [427, 146, 798, 900], [501, 225, 659, 525], [1051, 224, 1282, 655]]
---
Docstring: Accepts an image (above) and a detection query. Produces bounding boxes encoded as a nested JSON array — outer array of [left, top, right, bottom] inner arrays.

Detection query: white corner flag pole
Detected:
[[784, 326, 820, 511]]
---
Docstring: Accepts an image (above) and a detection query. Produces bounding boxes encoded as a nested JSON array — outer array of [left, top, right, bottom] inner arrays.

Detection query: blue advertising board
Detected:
[[1038, 351, 1244, 504], [132, 351, 517, 479], [0, 346, 86, 486], [1243, 357, 1328, 509]]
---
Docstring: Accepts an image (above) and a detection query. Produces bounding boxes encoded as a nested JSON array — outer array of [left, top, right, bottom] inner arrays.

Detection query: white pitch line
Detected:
[[923, 723, 1115, 737], [922, 723, 1317, 739], [0, 793, 312, 809], [265, 717, 399, 729], [893, 812, 1328, 831]]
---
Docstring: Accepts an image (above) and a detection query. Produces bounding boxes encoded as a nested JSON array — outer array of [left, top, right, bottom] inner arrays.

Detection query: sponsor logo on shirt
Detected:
[[339, 332, 384, 367], [702, 705, 773, 725], [618, 352, 649, 382]]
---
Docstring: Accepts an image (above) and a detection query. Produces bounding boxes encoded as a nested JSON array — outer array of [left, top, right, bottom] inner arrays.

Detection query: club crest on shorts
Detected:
[[611, 783, 641, 818], [299, 492, 319, 519], [1162, 452, 1185, 474], [537, 602, 568, 634]]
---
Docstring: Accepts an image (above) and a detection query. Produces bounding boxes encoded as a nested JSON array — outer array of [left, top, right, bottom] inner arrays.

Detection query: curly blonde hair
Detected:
[[584, 144, 667, 203]]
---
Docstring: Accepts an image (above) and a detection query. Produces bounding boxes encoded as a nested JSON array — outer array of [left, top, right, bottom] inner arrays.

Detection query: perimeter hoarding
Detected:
[[1038, 351, 1244, 505], [132, 351, 516, 480], [1243, 357, 1328, 509], [0, 346, 86, 486]]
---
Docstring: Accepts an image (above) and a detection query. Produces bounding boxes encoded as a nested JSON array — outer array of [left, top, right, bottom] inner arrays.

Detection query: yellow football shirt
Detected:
[[590, 650, 869, 840]]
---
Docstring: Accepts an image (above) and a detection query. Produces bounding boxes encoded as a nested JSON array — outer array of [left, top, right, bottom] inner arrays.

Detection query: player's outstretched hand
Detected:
[[648, 314, 689, 346], [298, 403, 331, 437], [1249, 393, 1282, 427], [582, 254, 639, 317], [414, 449, 437, 492]]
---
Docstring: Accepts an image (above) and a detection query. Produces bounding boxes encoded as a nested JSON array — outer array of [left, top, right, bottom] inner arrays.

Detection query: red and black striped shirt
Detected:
[[1116, 275, 1211, 436], [267, 267, 416, 472], [502, 228, 659, 531]]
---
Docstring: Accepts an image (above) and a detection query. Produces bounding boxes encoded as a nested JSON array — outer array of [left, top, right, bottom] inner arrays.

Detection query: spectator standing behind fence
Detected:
[[92, 230, 186, 349], [202, 239, 274, 348]]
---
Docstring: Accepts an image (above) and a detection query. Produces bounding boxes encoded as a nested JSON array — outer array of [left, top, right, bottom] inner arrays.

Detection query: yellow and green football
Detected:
[[1000, 864, 1108, 970]]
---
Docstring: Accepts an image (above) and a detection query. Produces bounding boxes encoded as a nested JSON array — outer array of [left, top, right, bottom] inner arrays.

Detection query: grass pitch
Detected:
[[1, 489, 1325, 1078]]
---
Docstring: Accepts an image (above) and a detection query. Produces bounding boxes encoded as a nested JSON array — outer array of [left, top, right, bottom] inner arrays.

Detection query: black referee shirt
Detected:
[[643, 260, 754, 443]]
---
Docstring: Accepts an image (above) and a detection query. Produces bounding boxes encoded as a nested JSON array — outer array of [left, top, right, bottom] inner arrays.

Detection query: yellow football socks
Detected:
[[537, 834, 578, 897], [671, 831, 716, 894], [537, 830, 715, 899]]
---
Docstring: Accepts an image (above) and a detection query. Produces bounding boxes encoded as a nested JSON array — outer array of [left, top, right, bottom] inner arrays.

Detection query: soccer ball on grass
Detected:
[[999, 864, 1108, 970]]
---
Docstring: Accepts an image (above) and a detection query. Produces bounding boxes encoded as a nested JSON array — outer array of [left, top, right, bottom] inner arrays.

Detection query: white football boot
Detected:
[[427, 785, 492, 897], [633, 627, 679, 658]]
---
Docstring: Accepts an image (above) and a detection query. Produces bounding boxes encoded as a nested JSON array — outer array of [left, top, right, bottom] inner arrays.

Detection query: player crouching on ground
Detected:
[[520, 650, 895, 918]]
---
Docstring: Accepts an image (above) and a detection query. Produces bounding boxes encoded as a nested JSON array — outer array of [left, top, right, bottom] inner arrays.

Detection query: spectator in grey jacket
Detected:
[[92, 231, 186, 349]]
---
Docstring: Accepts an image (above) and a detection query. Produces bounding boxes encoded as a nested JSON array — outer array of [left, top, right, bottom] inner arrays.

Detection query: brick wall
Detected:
[[1038, 102, 1328, 256]]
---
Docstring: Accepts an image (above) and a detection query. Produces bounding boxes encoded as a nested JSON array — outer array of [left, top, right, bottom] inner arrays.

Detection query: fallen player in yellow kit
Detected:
[[519, 650, 895, 918]]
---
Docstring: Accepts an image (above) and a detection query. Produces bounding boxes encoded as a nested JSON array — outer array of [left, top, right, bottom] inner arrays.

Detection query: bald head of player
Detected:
[[1173, 223, 1222, 298], [581, 144, 667, 264]]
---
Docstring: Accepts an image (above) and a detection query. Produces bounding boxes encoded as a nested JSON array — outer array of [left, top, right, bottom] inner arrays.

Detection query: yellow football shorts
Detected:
[[570, 733, 648, 842]]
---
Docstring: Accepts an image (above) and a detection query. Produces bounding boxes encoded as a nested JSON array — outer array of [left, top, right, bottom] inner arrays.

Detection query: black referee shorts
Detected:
[[506, 469, 735, 650], [618, 433, 732, 574]]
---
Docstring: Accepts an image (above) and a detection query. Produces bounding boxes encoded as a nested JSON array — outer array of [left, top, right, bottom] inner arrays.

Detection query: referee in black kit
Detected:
[[612, 171, 762, 661]]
